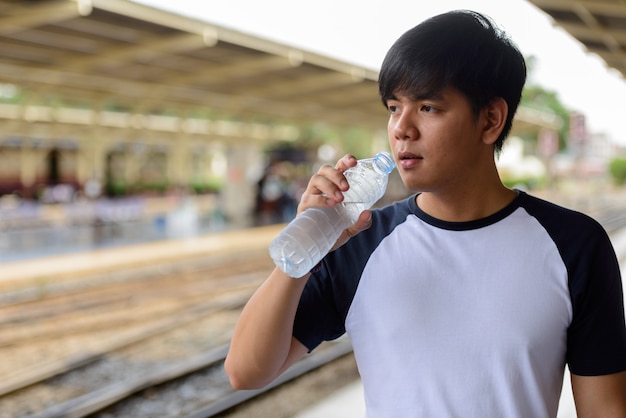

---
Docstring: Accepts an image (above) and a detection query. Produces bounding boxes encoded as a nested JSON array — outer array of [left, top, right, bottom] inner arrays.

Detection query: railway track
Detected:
[[0, 226, 358, 418], [1, 198, 626, 418], [0, 242, 274, 417]]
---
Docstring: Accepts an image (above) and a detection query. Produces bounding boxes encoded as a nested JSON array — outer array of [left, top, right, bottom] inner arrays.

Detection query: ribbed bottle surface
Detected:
[[269, 152, 395, 278]]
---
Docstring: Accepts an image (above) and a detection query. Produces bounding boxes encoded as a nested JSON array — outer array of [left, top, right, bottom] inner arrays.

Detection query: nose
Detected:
[[389, 111, 418, 141]]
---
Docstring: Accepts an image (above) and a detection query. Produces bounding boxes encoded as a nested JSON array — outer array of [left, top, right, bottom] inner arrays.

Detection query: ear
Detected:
[[481, 97, 508, 145]]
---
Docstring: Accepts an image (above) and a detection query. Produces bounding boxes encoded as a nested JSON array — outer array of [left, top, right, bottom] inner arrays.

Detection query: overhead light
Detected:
[[288, 50, 304, 67], [203, 27, 219, 47], [77, 0, 93, 16]]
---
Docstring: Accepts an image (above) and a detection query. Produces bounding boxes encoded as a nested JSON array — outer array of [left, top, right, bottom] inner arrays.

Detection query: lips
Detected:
[[398, 151, 423, 169], [399, 151, 421, 160]]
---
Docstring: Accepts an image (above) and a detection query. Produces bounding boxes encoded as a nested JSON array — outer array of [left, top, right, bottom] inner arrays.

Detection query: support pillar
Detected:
[[221, 143, 264, 227], [167, 135, 191, 191], [77, 126, 109, 198], [19, 142, 41, 199]]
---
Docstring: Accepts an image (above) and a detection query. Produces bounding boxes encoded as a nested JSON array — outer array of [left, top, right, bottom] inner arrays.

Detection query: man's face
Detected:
[[385, 87, 487, 193]]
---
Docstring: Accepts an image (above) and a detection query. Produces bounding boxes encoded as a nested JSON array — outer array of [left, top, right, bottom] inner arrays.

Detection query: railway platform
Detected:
[[0, 223, 282, 293]]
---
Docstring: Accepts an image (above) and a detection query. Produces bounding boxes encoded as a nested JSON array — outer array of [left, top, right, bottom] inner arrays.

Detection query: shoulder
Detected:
[[517, 191, 608, 244], [517, 191, 617, 280], [519, 191, 596, 224]]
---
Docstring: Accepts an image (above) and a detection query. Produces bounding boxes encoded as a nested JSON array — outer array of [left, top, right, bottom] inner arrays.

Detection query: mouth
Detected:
[[398, 151, 423, 168]]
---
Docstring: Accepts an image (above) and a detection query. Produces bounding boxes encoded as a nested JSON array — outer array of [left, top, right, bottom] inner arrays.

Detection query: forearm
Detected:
[[225, 154, 364, 389], [225, 267, 309, 389]]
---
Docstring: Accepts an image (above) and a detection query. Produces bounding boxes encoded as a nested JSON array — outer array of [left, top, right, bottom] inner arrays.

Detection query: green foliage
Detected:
[[105, 180, 127, 197], [501, 175, 545, 190], [190, 177, 223, 194], [0, 83, 22, 103], [520, 85, 569, 146], [296, 123, 374, 159], [341, 127, 377, 158], [519, 54, 571, 150], [135, 181, 169, 194], [608, 156, 626, 186]]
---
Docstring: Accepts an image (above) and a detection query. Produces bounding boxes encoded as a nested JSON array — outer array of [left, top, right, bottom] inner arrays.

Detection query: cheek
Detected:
[[387, 117, 397, 138]]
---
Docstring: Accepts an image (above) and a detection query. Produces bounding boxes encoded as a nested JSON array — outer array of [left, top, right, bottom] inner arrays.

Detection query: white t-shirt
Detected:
[[294, 191, 626, 417]]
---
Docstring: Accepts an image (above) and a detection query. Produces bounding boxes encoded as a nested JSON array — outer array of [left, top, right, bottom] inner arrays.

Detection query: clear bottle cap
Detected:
[[373, 151, 396, 174]]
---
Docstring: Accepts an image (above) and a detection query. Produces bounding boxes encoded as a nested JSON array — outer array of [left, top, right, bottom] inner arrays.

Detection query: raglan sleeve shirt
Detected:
[[293, 192, 626, 376]]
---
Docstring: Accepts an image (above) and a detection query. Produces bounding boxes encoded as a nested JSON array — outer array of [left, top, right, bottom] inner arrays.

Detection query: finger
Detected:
[[310, 170, 346, 201], [312, 155, 357, 201], [297, 185, 341, 214], [297, 174, 342, 215], [303, 160, 352, 202], [334, 154, 358, 173], [297, 155, 358, 215]]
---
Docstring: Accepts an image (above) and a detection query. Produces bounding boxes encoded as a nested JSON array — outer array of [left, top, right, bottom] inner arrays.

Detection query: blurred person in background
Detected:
[[254, 161, 296, 225], [226, 10, 626, 417]]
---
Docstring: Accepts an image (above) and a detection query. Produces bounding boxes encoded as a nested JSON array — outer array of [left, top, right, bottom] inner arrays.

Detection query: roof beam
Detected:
[[0, 1, 83, 35], [165, 55, 298, 87], [63, 33, 206, 72], [558, 22, 626, 46], [0, 61, 385, 128], [572, 3, 623, 54], [244, 72, 359, 99], [530, 0, 626, 18]]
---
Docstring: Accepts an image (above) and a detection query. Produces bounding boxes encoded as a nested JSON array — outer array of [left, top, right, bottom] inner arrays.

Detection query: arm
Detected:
[[571, 371, 626, 417], [225, 155, 372, 390], [224, 267, 311, 389]]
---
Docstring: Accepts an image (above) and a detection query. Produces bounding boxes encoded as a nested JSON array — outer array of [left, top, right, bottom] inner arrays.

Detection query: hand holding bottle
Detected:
[[297, 154, 373, 248], [270, 152, 395, 278]]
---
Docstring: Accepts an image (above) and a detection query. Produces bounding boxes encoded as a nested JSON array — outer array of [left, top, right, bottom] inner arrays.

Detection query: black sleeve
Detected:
[[566, 221, 626, 376]]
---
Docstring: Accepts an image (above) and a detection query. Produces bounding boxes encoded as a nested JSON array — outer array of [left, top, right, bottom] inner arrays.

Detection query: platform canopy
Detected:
[[0, 0, 573, 141], [0, 0, 387, 132], [528, 0, 626, 79]]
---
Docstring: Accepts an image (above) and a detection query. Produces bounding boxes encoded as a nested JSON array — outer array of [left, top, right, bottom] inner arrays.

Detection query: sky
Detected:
[[135, 0, 626, 146]]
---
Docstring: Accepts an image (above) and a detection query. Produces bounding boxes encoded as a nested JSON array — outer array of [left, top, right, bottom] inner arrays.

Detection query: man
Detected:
[[225, 10, 626, 416]]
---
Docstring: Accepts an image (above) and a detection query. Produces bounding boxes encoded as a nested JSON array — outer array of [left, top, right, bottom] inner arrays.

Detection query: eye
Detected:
[[387, 104, 399, 114], [420, 104, 436, 112]]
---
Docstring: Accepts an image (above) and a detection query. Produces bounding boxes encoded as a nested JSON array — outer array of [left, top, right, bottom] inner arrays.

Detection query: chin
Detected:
[[398, 175, 425, 192]]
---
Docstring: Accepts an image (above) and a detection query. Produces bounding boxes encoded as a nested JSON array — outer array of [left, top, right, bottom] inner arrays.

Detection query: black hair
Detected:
[[378, 10, 527, 153]]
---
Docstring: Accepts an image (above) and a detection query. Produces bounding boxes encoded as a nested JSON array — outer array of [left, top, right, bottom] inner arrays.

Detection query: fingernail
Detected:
[[340, 180, 348, 189], [334, 191, 343, 200]]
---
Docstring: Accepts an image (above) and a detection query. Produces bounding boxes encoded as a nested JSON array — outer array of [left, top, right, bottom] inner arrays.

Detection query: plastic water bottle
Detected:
[[269, 151, 396, 278]]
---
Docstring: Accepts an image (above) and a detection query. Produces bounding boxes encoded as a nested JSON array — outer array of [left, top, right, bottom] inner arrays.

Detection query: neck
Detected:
[[417, 181, 517, 222]]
